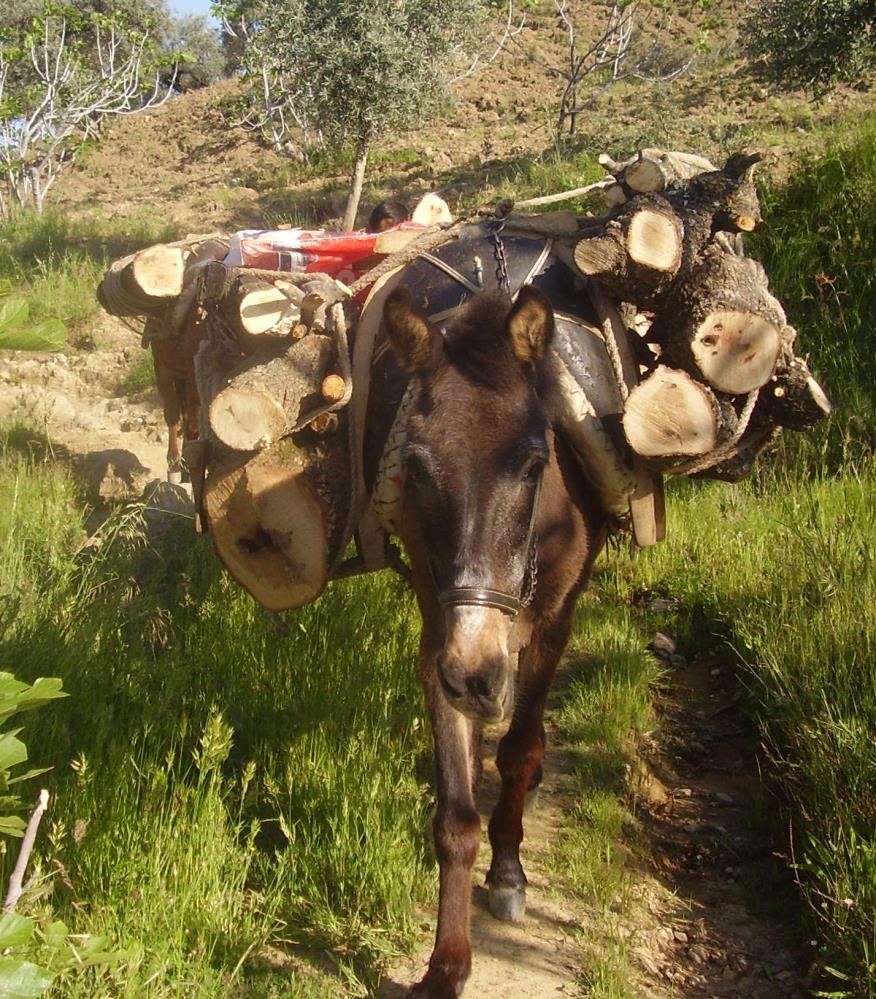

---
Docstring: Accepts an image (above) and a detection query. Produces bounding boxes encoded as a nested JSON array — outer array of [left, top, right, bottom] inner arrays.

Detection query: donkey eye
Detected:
[[522, 457, 545, 484], [405, 453, 430, 488]]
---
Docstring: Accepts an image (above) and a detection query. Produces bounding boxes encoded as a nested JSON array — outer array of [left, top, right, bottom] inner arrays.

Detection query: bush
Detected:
[[745, 0, 876, 91]]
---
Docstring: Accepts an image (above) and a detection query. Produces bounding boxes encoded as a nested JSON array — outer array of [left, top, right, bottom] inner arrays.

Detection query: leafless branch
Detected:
[[3, 789, 49, 915], [0, 15, 173, 216], [449, 0, 526, 84]]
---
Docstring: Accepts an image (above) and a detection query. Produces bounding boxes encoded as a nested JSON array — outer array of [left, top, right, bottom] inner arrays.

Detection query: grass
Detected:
[[613, 466, 876, 996], [0, 208, 189, 345], [747, 112, 876, 473], [0, 430, 432, 996]]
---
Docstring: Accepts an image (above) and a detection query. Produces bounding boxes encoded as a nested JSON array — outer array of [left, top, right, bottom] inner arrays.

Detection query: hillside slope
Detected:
[[52, 9, 873, 235]]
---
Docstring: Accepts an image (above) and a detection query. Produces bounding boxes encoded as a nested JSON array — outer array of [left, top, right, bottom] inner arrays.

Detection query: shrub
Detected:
[[745, 0, 876, 91]]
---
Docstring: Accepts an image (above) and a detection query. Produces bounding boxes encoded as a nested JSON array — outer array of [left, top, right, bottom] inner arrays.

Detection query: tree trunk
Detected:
[[342, 140, 369, 231]]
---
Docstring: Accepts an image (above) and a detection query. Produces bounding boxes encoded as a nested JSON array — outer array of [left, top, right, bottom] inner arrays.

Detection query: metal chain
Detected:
[[490, 198, 514, 298], [520, 534, 539, 609]]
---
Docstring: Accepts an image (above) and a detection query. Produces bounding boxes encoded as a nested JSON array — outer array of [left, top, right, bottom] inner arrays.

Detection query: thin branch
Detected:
[[3, 789, 50, 915]]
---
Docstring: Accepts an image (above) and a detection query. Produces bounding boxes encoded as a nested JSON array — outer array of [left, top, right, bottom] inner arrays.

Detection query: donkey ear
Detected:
[[384, 286, 437, 373], [507, 285, 555, 364]]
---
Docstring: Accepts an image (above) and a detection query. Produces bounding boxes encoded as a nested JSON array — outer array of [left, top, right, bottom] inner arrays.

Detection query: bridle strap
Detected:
[[435, 473, 543, 618], [438, 587, 523, 615]]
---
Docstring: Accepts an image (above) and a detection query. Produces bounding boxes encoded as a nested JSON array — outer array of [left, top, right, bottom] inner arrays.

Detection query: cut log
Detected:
[[208, 332, 337, 451], [664, 167, 762, 265], [98, 233, 229, 319], [203, 444, 329, 611], [761, 348, 832, 430], [652, 244, 785, 395], [225, 273, 303, 341], [572, 195, 683, 304], [622, 367, 735, 461], [130, 244, 187, 299], [599, 148, 718, 203], [689, 309, 780, 396], [321, 373, 347, 404]]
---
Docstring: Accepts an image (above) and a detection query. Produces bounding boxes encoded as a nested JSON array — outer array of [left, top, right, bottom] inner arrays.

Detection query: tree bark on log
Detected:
[[208, 332, 337, 451], [760, 347, 832, 430]]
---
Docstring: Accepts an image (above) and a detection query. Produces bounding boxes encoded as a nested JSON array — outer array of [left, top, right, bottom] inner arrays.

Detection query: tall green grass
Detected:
[[0, 209, 183, 343], [0, 431, 431, 996], [749, 113, 876, 472], [615, 468, 876, 996]]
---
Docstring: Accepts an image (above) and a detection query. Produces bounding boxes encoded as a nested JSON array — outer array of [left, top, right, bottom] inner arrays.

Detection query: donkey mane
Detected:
[[441, 292, 529, 392]]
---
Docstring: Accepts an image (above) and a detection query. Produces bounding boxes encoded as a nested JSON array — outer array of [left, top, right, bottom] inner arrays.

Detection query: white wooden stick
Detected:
[[3, 789, 50, 914]]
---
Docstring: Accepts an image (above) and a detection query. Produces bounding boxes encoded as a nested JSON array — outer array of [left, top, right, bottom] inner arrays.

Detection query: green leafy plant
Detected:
[[0, 674, 66, 839], [0, 672, 66, 997], [0, 284, 66, 352]]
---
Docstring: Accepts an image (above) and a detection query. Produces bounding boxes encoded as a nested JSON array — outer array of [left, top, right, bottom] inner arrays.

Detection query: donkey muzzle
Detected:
[[437, 605, 516, 722]]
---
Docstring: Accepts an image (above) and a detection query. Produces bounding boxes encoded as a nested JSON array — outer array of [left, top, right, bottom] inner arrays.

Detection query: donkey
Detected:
[[147, 309, 204, 483], [379, 284, 609, 997]]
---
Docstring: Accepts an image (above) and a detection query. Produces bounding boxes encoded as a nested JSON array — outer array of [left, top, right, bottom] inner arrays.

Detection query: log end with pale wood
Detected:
[[203, 442, 330, 611], [622, 366, 731, 462]]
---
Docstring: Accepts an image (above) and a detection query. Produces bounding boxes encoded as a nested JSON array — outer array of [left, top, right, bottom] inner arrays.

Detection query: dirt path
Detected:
[[380, 729, 592, 998], [2, 339, 812, 998]]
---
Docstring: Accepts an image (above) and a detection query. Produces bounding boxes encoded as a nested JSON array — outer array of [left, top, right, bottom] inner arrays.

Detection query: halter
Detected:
[[434, 471, 542, 618]]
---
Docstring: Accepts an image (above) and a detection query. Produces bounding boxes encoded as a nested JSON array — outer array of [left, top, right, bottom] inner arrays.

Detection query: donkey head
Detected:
[[384, 285, 555, 722]]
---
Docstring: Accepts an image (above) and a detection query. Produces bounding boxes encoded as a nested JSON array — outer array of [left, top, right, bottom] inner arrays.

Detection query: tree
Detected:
[[0, 2, 175, 217], [510, 0, 696, 137], [159, 13, 225, 91], [216, 0, 487, 229], [745, 0, 875, 92]]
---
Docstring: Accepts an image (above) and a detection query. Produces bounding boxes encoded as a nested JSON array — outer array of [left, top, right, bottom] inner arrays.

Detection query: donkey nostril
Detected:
[[437, 661, 466, 700], [467, 672, 501, 703]]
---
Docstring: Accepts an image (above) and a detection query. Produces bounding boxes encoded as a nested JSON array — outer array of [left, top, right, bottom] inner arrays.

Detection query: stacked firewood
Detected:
[[95, 151, 831, 610], [98, 236, 358, 610], [510, 151, 831, 480], [189, 262, 355, 611]]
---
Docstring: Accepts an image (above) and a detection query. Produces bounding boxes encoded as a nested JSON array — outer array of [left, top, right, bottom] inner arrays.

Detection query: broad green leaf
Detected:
[[0, 958, 53, 998], [0, 321, 67, 352], [0, 816, 26, 837], [0, 733, 27, 773], [0, 677, 66, 724], [0, 914, 34, 950], [0, 299, 29, 331]]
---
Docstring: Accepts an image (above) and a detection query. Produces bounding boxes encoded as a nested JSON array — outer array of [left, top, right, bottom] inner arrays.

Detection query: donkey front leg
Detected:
[[411, 661, 481, 998], [486, 614, 571, 923]]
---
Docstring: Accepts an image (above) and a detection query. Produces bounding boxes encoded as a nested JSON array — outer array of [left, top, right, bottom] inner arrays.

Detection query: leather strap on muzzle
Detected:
[[438, 587, 523, 616]]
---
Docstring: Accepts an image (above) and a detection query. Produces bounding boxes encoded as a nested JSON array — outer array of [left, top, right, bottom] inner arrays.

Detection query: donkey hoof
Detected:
[[167, 468, 182, 485], [487, 883, 526, 923]]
